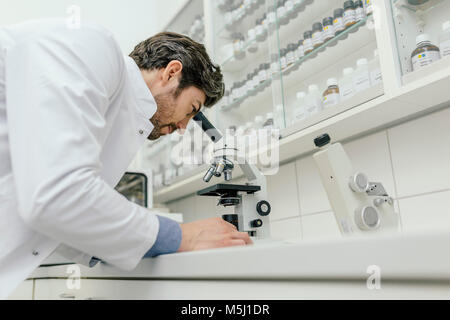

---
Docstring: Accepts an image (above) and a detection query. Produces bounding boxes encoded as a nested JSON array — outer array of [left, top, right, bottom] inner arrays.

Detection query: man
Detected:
[[0, 19, 252, 299]]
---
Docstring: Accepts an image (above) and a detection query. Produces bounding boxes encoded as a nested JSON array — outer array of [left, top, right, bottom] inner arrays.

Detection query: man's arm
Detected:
[[5, 24, 158, 271]]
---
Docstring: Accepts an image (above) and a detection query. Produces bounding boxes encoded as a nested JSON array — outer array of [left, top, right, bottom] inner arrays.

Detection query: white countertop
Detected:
[[30, 229, 450, 281]]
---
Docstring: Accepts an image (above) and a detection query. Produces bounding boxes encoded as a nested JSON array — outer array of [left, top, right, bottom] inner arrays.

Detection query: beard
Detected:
[[148, 91, 178, 141]]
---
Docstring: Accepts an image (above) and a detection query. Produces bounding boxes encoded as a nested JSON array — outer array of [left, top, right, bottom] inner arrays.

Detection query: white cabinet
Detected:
[[7, 280, 33, 300]]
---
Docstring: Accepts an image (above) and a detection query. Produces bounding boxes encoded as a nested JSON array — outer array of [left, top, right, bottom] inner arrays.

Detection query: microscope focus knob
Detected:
[[250, 219, 263, 228], [354, 206, 381, 231], [256, 200, 271, 216], [349, 172, 370, 193]]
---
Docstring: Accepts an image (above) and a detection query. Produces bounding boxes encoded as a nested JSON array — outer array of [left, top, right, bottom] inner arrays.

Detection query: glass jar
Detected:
[[286, 43, 297, 67], [411, 33, 441, 72], [297, 39, 305, 59], [303, 30, 314, 54], [343, 0, 357, 28], [322, 17, 335, 42], [333, 8, 346, 34], [355, 0, 365, 21], [323, 78, 340, 108], [312, 22, 324, 48]]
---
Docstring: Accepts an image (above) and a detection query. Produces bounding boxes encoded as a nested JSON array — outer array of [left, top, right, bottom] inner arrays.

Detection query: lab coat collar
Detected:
[[124, 56, 157, 122]]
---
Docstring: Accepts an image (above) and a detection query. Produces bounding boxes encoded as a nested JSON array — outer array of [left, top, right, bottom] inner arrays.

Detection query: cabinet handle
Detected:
[[59, 293, 76, 299]]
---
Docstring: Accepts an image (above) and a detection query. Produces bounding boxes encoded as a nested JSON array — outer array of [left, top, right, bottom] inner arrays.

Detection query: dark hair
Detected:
[[129, 32, 224, 107]]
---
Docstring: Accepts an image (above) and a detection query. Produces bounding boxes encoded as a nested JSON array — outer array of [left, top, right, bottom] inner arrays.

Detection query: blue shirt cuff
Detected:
[[143, 215, 182, 258]]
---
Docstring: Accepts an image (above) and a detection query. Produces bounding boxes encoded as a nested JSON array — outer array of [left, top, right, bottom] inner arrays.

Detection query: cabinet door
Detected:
[[7, 280, 34, 300], [390, 0, 450, 84]]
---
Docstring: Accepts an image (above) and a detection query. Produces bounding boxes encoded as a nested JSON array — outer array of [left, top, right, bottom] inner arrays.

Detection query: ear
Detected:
[[162, 60, 183, 85]]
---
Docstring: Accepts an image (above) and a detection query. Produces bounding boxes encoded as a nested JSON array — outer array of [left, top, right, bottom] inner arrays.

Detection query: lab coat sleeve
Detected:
[[5, 24, 160, 271]]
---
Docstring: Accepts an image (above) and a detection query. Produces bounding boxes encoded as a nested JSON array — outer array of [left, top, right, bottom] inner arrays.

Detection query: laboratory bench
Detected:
[[14, 229, 450, 300]]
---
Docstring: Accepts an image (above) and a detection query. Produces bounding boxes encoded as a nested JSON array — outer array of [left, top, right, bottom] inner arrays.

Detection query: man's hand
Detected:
[[177, 217, 253, 252]]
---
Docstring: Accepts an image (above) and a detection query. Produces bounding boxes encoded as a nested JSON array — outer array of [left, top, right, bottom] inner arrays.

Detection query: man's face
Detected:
[[148, 86, 206, 140], [141, 60, 207, 141]]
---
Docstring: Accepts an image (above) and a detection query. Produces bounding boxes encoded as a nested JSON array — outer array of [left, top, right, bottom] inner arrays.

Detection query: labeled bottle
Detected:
[[303, 30, 314, 54], [439, 21, 450, 58], [293, 91, 307, 123], [286, 43, 297, 67], [312, 22, 324, 48], [305, 84, 323, 116], [323, 78, 340, 108], [247, 27, 258, 53], [255, 18, 267, 42], [271, 53, 280, 76], [297, 39, 305, 59], [339, 67, 355, 101], [263, 112, 275, 129], [322, 17, 335, 42], [364, 0, 373, 15], [355, 0, 365, 21], [280, 48, 288, 70], [232, 33, 246, 60], [254, 115, 264, 129], [333, 8, 346, 34], [277, 0, 288, 25], [353, 58, 371, 93], [411, 33, 441, 72], [343, 1, 357, 28], [369, 49, 382, 86]]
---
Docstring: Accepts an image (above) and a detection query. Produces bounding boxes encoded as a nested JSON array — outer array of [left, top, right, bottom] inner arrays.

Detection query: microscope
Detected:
[[313, 134, 400, 236], [193, 112, 272, 239]]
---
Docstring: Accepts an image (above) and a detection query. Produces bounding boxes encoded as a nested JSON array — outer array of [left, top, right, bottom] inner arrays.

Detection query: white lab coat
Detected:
[[0, 19, 160, 299]]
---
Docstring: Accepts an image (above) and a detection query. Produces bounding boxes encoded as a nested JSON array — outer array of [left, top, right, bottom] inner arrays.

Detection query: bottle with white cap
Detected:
[[369, 49, 382, 86], [339, 67, 355, 101], [305, 84, 323, 116], [353, 58, 371, 93], [322, 78, 340, 108], [411, 33, 440, 72], [293, 91, 307, 123], [439, 21, 450, 58], [254, 115, 264, 129]]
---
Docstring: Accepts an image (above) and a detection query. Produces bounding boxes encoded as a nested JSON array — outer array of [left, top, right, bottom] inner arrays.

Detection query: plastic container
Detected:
[[263, 112, 275, 129], [439, 21, 450, 58], [369, 49, 382, 86], [333, 8, 346, 34], [353, 58, 371, 93], [305, 84, 323, 116], [339, 67, 355, 101], [312, 22, 324, 48], [323, 78, 340, 108], [322, 17, 335, 42], [293, 91, 307, 123], [343, 1, 357, 28], [411, 33, 441, 72]]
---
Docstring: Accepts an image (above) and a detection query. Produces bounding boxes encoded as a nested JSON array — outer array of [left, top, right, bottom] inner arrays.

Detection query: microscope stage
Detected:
[[197, 184, 261, 197]]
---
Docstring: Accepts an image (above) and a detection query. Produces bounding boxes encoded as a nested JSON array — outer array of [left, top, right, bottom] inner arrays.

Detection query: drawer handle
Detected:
[[59, 293, 76, 299]]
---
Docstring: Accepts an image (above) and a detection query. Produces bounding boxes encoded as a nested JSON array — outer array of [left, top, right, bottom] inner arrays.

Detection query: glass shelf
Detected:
[[393, 0, 446, 13], [220, 16, 370, 111], [216, 0, 266, 36], [219, 0, 315, 68]]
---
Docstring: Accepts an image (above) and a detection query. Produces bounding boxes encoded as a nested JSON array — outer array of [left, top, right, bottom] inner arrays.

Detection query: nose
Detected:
[[176, 118, 190, 133]]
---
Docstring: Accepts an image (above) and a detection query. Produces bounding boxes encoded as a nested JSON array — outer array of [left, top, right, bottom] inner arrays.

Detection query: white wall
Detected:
[[154, 0, 189, 31], [0, 0, 160, 54], [166, 106, 450, 241]]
